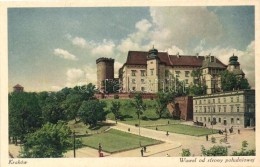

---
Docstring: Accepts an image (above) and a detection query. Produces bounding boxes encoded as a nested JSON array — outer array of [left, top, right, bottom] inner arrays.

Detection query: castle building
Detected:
[[118, 47, 226, 94], [96, 47, 248, 95], [193, 89, 255, 128]]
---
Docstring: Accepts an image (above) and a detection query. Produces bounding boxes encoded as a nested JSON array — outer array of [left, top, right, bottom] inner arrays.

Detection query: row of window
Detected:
[[195, 105, 240, 113], [131, 70, 191, 77], [195, 117, 240, 125], [195, 96, 240, 105]]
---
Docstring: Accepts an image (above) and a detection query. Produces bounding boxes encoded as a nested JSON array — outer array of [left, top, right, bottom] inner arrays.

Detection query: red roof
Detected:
[[13, 84, 23, 88], [124, 51, 222, 67]]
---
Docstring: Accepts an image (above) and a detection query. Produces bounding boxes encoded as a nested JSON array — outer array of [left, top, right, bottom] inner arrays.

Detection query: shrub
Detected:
[[201, 145, 228, 156], [181, 149, 191, 157], [141, 116, 148, 120]]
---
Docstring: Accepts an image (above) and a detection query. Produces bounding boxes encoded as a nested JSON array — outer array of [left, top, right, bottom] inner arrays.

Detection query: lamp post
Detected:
[[139, 105, 142, 147], [73, 130, 76, 158]]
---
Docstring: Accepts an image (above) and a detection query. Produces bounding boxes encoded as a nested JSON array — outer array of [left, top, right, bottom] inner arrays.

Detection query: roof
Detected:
[[201, 56, 227, 69], [13, 84, 23, 88], [124, 51, 225, 67]]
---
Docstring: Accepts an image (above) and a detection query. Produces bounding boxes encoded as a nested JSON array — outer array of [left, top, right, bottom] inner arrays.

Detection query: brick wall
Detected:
[[167, 96, 193, 121]]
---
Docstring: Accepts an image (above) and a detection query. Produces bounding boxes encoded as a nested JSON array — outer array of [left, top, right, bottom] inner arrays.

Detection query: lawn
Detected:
[[121, 119, 180, 127], [80, 129, 162, 153], [148, 124, 218, 136]]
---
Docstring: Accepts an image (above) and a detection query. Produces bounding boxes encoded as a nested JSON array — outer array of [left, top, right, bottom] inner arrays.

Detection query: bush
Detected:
[[141, 116, 148, 120], [232, 141, 256, 156], [201, 145, 228, 156], [181, 149, 191, 157]]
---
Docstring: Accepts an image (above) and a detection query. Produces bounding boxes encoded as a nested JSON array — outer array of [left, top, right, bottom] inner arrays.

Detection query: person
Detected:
[[168, 121, 170, 124], [166, 131, 169, 136], [144, 146, 147, 152], [98, 143, 102, 153], [206, 135, 208, 141], [140, 148, 144, 157], [128, 128, 130, 132], [238, 129, 240, 134], [166, 153, 170, 157], [156, 126, 158, 130]]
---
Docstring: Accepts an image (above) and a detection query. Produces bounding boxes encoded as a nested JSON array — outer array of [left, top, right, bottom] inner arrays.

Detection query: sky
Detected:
[[8, 6, 255, 92]]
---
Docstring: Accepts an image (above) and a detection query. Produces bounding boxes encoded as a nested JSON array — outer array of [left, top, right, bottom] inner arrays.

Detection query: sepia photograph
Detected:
[[0, 1, 259, 167]]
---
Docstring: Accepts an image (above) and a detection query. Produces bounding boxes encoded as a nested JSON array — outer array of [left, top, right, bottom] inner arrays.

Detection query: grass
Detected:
[[80, 129, 162, 153], [148, 124, 218, 136], [121, 119, 180, 127]]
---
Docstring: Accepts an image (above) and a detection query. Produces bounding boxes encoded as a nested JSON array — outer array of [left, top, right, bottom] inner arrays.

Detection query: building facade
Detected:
[[13, 84, 24, 92], [117, 47, 227, 94], [193, 90, 255, 128]]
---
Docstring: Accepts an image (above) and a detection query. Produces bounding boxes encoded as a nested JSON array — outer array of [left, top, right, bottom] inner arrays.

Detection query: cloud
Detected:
[[53, 48, 78, 61], [72, 37, 88, 48], [91, 39, 115, 56], [66, 68, 85, 87], [135, 19, 152, 32], [114, 61, 123, 78], [149, 7, 223, 50]]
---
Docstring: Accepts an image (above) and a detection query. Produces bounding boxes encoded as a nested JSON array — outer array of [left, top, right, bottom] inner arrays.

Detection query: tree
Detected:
[[9, 92, 43, 144], [19, 121, 74, 158], [201, 145, 228, 156], [42, 91, 67, 124], [61, 84, 97, 122], [220, 71, 251, 91], [101, 79, 120, 94], [232, 141, 255, 156], [155, 92, 174, 118], [78, 100, 107, 127], [130, 93, 146, 119], [109, 101, 121, 121]]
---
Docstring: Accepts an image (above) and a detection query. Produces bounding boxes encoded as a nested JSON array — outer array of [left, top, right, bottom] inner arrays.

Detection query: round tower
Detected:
[[96, 57, 115, 90], [148, 46, 158, 59]]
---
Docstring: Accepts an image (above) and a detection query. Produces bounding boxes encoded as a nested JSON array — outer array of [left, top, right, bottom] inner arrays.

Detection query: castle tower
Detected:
[[96, 57, 115, 91], [13, 84, 24, 92], [146, 46, 160, 93], [227, 54, 244, 77]]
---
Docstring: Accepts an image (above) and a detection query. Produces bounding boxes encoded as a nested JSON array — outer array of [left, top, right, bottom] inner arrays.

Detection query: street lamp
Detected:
[[73, 130, 76, 158]]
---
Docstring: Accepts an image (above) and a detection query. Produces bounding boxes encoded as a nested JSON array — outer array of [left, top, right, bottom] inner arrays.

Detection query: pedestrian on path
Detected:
[[140, 148, 144, 157], [144, 146, 147, 152], [238, 129, 240, 134], [98, 143, 102, 153], [166, 153, 170, 157], [166, 131, 169, 136], [128, 128, 130, 132], [206, 135, 208, 141]]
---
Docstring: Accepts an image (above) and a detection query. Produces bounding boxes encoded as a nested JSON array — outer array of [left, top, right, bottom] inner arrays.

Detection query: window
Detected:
[[237, 106, 239, 112], [204, 117, 206, 122], [224, 98, 226, 103], [237, 118, 240, 124], [208, 117, 211, 123], [132, 87, 136, 91], [213, 99, 215, 103], [150, 69, 154, 76], [141, 70, 146, 76], [132, 79, 136, 84], [141, 79, 145, 84], [204, 107, 206, 113], [219, 118, 221, 123], [141, 87, 145, 92], [195, 107, 197, 113], [224, 106, 226, 112], [131, 70, 136, 76], [218, 106, 221, 112], [213, 107, 215, 113], [199, 100, 201, 104], [231, 118, 234, 124], [185, 79, 188, 84], [185, 71, 189, 77], [175, 71, 180, 77], [231, 106, 233, 112], [208, 99, 210, 104], [196, 117, 198, 121], [199, 106, 202, 112], [237, 96, 239, 102], [231, 97, 233, 102], [195, 100, 197, 105], [218, 98, 220, 103], [208, 107, 210, 112]]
